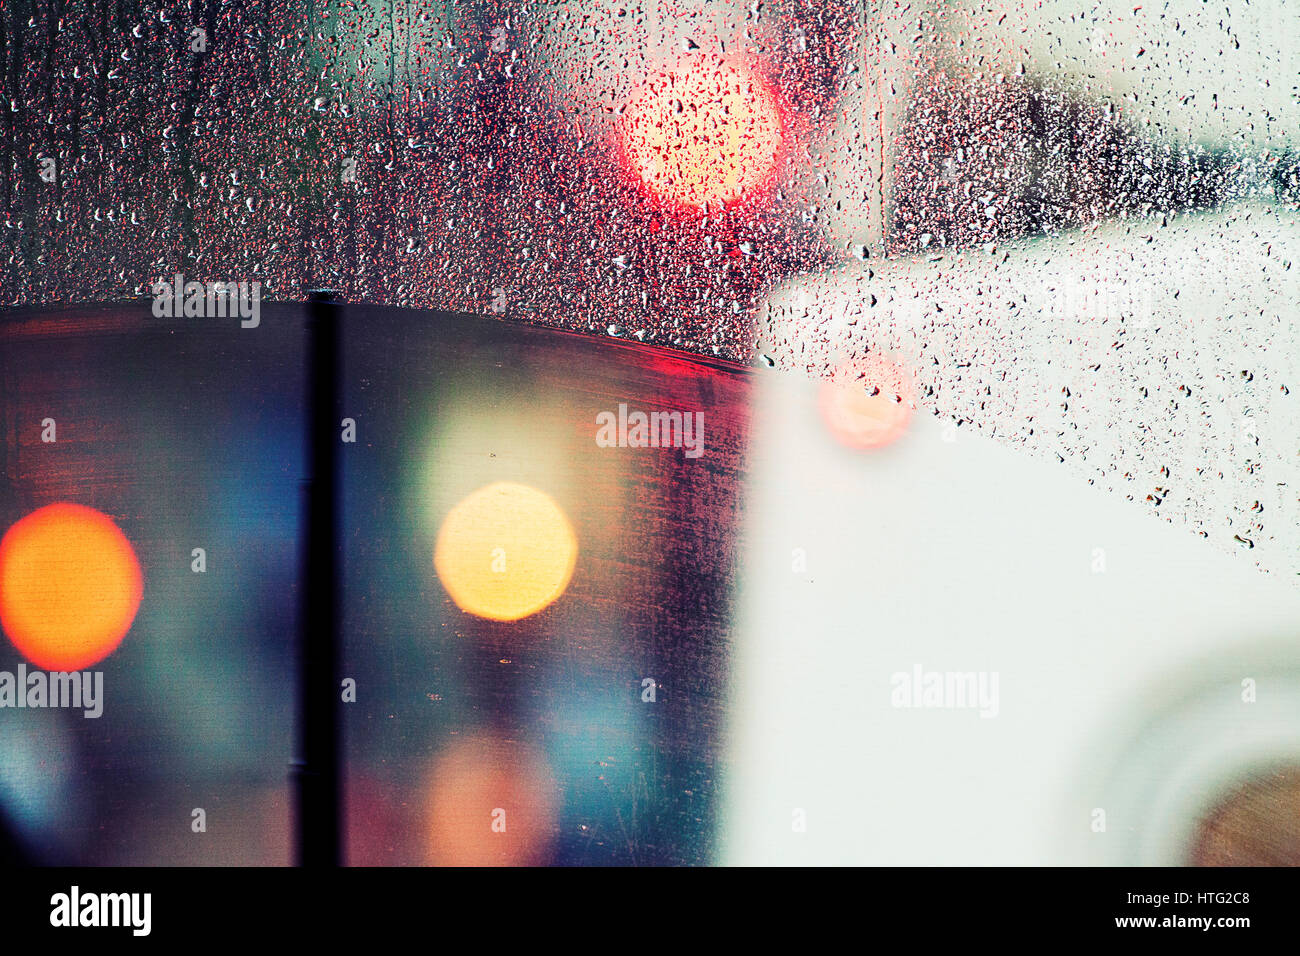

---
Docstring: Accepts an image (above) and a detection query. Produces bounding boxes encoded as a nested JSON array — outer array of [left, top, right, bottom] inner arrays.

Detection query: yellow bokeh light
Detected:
[[0, 503, 143, 671], [433, 482, 577, 622]]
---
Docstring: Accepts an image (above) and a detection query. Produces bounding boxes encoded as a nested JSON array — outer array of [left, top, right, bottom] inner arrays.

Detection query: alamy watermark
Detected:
[[890, 664, 999, 718], [596, 403, 705, 459], [151, 272, 261, 328], [1043, 277, 1153, 327], [0, 664, 103, 718], [50, 886, 150, 936]]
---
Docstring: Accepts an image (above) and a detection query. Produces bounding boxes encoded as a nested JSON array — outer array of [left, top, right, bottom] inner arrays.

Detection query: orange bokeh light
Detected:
[[0, 503, 143, 670], [426, 734, 559, 866], [434, 482, 577, 622], [620, 57, 783, 209], [819, 355, 914, 450]]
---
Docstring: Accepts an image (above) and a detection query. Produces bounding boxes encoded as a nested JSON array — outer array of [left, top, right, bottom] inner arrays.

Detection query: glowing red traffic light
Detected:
[[619, 58, 783, 210]]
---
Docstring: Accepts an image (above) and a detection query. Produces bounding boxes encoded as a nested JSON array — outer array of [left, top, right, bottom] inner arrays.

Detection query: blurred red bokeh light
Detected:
[[620, 58, 784, 210]]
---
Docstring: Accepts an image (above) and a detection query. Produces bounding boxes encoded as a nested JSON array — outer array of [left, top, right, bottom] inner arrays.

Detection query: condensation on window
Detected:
[[1, 0, 1296, 574]]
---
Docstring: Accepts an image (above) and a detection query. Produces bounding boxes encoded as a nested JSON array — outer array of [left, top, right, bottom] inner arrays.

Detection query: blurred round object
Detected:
[[1081, 654, 1300, 865], [434, 482, 577, 622], [620, 57, 783, 209], [818, 353, 913, 449], [1189, 766, 1300, 866], [0, 503, 143, 671], [425, 733, 559, 866]]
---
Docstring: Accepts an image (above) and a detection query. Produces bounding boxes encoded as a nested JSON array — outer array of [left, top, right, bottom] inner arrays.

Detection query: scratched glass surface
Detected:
[[341, 307, 748, 865]]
